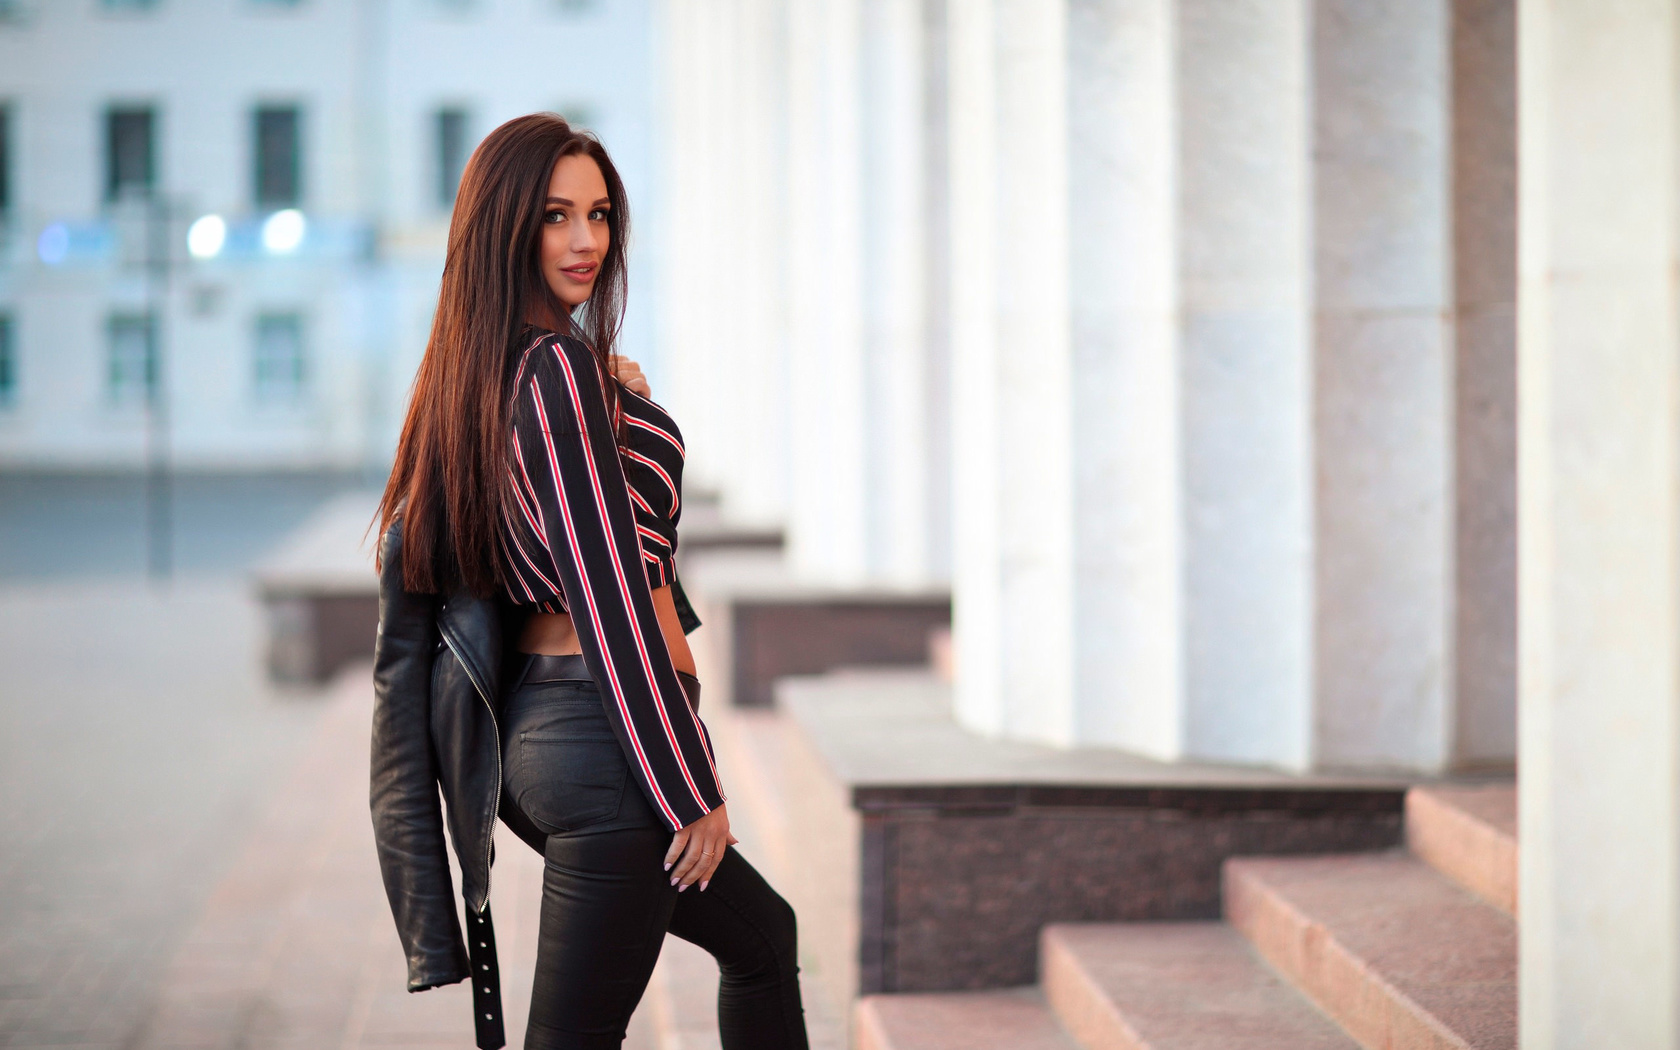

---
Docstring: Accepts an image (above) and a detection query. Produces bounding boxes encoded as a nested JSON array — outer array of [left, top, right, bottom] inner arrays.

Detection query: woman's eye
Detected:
[[543, 210, 565, 224], [590, 208, 610, 222]]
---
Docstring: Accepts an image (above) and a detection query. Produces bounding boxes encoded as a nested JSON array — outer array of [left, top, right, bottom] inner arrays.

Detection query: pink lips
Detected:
[[561, 262, 598, 282]]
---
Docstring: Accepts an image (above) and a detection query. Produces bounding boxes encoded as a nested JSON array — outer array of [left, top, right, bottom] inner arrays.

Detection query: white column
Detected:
[[1519, 0, 1680, 1043], [991, 0, 1077, 739], [784, 0, 872, 582], [1309, 1, 1453, 769], [947, 0, 1006, 734], [1066, 0, 1182, 757], [715, 0, 791, 526], [921, 0, 955, 585], [658, 0, 730, 492], [948, 0, 1077, 743], [657, 0, 704, 452], [861, 0, 932, 583], [1176, 0, 1314, 768], [782, 0, 825, 568], [657, 0, 789, 527]]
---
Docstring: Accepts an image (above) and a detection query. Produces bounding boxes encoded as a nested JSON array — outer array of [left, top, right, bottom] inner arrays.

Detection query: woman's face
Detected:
[[540, 153, 611, 311]]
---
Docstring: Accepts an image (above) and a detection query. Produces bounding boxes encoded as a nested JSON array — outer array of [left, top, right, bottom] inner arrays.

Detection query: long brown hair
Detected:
[[376, 113, 632, 596]]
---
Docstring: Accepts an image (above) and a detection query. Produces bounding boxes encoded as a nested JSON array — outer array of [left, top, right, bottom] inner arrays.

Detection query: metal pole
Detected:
[[143, 194, 172, 581]]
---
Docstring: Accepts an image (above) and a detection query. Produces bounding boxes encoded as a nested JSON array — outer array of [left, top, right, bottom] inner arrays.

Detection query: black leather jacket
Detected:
[[369, 517, 545, 1050]]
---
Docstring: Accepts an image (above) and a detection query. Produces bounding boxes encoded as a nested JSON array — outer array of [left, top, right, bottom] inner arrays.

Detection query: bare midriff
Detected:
[[518, 583, 698, 677]]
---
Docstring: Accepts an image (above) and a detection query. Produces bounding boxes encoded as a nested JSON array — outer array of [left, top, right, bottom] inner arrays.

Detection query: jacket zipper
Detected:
[[440, 626, 501, 914]]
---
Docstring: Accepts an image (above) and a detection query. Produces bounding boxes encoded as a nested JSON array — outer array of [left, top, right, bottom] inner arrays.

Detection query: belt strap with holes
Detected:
[[466, 903, 505, 1050]]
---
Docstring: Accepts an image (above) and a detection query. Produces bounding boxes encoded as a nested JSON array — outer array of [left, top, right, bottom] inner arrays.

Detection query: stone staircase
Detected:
[[855, 783, 1516, 1050]]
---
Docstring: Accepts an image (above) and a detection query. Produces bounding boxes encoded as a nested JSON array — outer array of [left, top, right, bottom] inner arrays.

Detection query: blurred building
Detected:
[[0, 0, 660, 472]]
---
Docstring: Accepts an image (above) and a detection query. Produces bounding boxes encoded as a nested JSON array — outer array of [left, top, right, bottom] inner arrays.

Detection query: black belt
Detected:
[[517, 652, 701, 712]]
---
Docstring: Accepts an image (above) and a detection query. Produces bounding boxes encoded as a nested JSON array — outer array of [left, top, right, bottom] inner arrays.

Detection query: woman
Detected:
[[369, 113, 809, 1050]]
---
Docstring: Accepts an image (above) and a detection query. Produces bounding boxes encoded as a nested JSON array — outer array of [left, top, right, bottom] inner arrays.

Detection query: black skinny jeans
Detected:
[[501, 676, 809, 1050]]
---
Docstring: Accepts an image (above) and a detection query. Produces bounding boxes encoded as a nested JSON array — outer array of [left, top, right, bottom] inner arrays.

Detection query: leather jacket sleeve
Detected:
[[369, 518, 471, 992]]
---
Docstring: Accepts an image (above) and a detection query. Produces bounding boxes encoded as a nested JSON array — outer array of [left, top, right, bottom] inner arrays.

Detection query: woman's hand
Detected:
[[610, 354, 651, 398], [664, 803, 738, 892]]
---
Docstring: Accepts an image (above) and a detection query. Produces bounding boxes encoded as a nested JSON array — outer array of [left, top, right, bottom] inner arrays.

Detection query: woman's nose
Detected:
[[571, 225, 599, 255]]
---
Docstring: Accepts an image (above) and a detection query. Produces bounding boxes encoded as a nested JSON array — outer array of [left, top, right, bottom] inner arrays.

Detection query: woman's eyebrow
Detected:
[[544, 197, 613, 206]]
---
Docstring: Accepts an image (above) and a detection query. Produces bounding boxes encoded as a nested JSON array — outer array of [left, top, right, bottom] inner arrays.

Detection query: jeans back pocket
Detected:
[[504, 685, 629, 834]]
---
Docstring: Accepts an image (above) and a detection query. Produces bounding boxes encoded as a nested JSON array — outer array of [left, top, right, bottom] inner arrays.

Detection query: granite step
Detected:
[[855, 989, 1081, 1050], [1225, 853, 1516, 1050], [1404, 784, 1517, 916], [1040, 923, 1360, 1050]]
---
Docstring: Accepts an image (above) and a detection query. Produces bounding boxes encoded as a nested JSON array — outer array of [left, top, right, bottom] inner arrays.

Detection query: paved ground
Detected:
[[0, 579, 331, 1049], [129, 665, 563, 1049], [0, 475, 358, 1048]]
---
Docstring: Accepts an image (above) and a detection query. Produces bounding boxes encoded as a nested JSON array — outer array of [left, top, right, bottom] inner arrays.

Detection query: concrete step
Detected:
[[1225, 853, 1515, 1050], [856, 989, 1080, 1050], [1040, 923, 1360, 1050], [707, 705, 794, 880], [1405, 784, 1517, 916], [645, 935, 723, 1050]]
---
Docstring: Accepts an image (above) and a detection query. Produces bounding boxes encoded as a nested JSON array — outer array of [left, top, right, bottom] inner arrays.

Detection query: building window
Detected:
[[107, 313, 156, 405], [254, 106, 301, 208], [0, 314, 15, 406], [254, 313, 305, 401], [0, 104, 11, 216], [106, 106, 156, 201], [435, 107, 469, 208]]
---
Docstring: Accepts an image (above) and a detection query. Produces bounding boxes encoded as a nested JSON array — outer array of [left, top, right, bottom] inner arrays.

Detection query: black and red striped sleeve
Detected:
[[509, 335, 724, 830]]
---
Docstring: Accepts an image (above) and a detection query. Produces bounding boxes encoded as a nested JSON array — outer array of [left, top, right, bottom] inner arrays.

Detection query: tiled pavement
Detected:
[[129, 666, 558, 1049], [0, 580, 328, 1050]]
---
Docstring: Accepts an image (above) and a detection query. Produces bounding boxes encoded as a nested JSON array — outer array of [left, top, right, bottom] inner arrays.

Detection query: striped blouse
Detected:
[[499, 330, 724, 830]]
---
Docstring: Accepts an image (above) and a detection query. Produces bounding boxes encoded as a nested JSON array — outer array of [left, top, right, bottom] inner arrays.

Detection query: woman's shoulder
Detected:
[[513, 329, 601, 392]]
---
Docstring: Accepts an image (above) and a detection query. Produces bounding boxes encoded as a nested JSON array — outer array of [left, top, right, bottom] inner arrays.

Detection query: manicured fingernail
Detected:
[[699, 881, 709, 892], [670, 877, 679, 886], [678, 883, 688, 893], [664, 862, 672, 871]]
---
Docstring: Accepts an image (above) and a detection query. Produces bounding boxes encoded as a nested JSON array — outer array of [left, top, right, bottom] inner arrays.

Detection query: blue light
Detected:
[[37, 223, 70, 266]]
